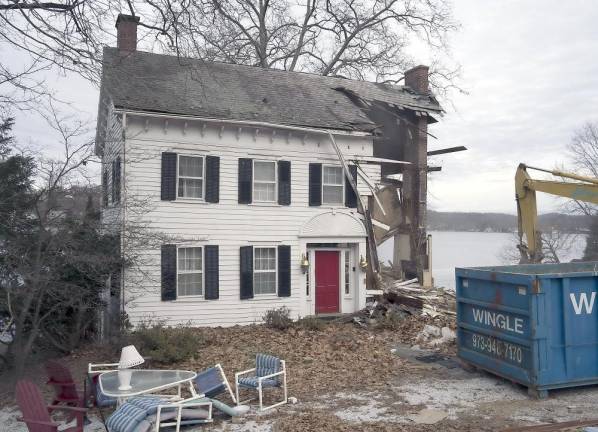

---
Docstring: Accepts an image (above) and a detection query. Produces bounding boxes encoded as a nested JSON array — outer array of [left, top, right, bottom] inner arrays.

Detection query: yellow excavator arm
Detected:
[[515, 163, 598, 263]]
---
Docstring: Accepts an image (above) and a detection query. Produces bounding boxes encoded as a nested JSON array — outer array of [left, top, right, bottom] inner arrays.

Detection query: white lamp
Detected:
[[118, 345, 145, 391]]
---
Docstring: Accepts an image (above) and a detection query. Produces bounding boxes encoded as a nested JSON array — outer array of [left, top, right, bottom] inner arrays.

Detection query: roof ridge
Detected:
[[102, 46, 412, 92]]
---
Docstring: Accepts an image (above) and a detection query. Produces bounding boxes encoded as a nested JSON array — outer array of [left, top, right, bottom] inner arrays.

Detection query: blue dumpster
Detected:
[[456, 262, 598, 398]]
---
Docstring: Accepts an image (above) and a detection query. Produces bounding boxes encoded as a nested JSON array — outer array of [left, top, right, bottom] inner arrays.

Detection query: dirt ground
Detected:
[[3, 317, 598, 431]]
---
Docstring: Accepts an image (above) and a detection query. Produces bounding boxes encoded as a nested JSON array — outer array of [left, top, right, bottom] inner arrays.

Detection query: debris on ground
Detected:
[[407, 408, 449, 425], [346, 267, 457, 354], [415, 325, 456, 348]]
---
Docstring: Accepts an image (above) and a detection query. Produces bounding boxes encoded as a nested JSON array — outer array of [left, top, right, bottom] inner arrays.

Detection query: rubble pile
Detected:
[[349, 269, 457, 349]]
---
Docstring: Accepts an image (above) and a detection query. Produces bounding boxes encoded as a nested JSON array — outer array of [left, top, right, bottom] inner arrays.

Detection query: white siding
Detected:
[[113, 113, 379, 327]]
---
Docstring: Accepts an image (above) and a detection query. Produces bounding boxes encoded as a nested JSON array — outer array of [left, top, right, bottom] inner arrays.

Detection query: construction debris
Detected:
[[352, 269, 457, 352]]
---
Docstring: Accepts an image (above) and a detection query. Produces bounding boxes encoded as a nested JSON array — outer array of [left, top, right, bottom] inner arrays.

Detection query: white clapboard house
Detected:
[[95, 15, 442, 329]]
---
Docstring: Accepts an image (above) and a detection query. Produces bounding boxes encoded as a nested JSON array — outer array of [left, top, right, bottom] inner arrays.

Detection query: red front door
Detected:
[[315, 251, 340, 314]]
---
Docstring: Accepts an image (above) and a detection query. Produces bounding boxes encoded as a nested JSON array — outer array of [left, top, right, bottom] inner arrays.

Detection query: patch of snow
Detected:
[[212, 419, 273, 431], [335, 399, 392, 423], [396, 377, 527, 411]]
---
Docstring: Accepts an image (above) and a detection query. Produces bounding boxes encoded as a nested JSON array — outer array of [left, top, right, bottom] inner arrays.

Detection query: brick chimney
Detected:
[[404, 65, 429, 93], [116, 14, 140, 54]]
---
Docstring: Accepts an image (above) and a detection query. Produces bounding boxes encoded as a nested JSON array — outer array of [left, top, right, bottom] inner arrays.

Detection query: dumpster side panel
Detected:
[[537, 276, 598, 387], [456, 269, 533, 385], [458, 263, 598, 393]]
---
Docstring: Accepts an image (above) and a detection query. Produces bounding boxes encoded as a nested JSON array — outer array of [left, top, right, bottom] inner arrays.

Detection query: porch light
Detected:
[[359, 255, 368, 271], [118, 345, 144, 390], [300, 253, 310, 273]]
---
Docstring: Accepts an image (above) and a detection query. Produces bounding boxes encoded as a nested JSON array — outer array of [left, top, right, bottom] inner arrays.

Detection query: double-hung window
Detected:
[[254, 247, 276, 295], [178, 155, 204, 199], [253, 161, 276, 202], [322, 165, 344, 205], [177, 247, 203, 296]]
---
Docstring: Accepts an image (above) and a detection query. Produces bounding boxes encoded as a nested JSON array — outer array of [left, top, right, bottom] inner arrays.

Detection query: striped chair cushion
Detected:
[[238, 376, 279, 388], [128, 396, 170, 415], [256, 354, 281, 384], [95, 384, 117, 408], [105, 403, 147, 432]]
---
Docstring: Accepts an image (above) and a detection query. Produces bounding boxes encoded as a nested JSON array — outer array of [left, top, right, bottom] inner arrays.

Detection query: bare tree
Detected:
[[147, 0, 460, 96], [0, 0, 461, 111], [566, 121, 598, 216], [500, 230, 580, 265]]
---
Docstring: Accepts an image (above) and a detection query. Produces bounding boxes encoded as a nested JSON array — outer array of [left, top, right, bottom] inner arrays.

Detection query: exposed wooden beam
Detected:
[[427, 146, 467, 156]]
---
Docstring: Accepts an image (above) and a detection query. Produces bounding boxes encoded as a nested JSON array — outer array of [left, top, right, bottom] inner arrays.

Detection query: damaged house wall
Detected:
[[340, 66, 437, 284]]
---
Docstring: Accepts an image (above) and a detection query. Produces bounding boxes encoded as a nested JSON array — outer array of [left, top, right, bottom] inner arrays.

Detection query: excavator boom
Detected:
[[515, 164, 598, 263]]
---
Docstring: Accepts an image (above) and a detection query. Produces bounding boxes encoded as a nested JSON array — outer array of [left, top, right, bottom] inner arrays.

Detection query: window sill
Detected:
[[321, 204, 348, 208], [173, 199, 208, 204], [248, 202, 280, 207], [249, 294, 280, 300], [173, 296, 206, 302]]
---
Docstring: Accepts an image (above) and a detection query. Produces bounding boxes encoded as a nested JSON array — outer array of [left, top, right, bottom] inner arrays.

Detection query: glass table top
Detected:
[[99, 369, 197, 397]]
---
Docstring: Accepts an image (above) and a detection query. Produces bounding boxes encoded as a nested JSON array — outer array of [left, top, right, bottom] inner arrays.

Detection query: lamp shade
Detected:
[[118, 345, 145, 369]]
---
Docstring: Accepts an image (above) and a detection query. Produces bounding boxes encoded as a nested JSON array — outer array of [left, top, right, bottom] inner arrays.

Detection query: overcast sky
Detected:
[[6, 0, 598, 214]]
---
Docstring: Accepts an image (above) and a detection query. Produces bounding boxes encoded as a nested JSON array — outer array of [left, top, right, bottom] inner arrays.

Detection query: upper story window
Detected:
[[253, 160, 277, 202], [177, 247, 203, 296], [254, 247, 277, 295], [322, 165, 344, 205], [178, 155, 204, 199]]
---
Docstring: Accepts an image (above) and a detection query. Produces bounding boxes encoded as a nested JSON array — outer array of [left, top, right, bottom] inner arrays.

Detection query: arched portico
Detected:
[[299, 211, 367, 317]]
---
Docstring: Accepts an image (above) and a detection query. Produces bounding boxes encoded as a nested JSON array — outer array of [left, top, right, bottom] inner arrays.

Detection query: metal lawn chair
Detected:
[[86, 362, 119, 430], [16, 379, 88, 432], [191, 364, 236, 403], [235, 354, 288, 411]]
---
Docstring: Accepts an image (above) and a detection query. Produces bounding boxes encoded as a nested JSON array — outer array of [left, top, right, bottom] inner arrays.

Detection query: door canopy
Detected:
[[300, 211, 366, 238]]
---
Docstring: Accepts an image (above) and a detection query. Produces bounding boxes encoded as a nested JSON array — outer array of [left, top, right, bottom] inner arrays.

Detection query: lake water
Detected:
[[377, 231, 587, 290]]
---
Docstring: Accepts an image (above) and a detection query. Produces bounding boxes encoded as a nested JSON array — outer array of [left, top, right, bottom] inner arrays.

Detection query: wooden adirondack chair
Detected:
[[16, 380, 88, 432], [45, 360, 83, 408]]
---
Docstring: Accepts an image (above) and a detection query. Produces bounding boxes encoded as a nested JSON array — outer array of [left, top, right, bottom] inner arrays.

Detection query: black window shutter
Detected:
[[238, 158, 253, 204], [102, 169, 109, 207], [308, 163, 322, 206], [161, 152, 177, 201], [112, 156, 121, 204], [345, 164, 358, 208], [161, 244, 177, 301], [205, 156, 220, 203], [204, 245, 219, 300], [240, 246, 254, 299], [278, 161, 291, 205], [277, 245, 291, 297]]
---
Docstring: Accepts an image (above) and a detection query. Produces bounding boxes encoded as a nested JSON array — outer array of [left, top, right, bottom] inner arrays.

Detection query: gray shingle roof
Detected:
[[100, 47, 442, 133]]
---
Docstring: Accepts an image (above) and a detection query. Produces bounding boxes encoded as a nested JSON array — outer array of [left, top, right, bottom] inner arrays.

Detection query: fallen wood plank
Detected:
[[394, 278, 419, 287], [366, 289, 384, 295], [385, 292, 424, 309], [392, 286, 427, 293]]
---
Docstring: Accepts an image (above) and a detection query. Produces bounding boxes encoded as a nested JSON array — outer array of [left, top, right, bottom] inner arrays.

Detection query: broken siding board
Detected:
[[119, 114, 377, 327]]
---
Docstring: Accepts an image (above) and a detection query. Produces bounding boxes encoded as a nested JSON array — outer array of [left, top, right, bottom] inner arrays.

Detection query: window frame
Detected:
[[253, 246, 278, 296], [176, 154, 205, 200], [321, 164, 345, 206], [252, 159, 277, 203], [176, 246, 204, 298]]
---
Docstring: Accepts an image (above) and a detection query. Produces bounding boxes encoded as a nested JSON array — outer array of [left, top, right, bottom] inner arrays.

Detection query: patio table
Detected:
[[99, 369, 197, 403]]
